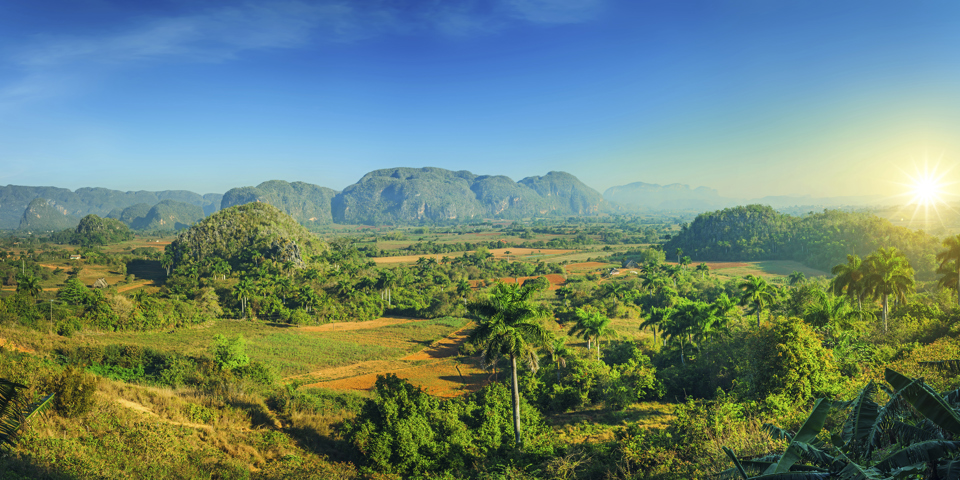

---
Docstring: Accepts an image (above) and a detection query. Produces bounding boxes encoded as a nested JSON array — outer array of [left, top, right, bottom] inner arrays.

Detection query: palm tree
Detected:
[[787, 270, 805, 286], [740, 274, 775, 328], [546, 336, 570, 384], [937, 234, 960, 305], [831, 254, 866, 309], [1, 379, 54, 449], [680, 256, 692, 269], [467, 283, 549, 446], [639, 305, 674, 347], [695, 263, 710, 279], [568, 308, 617, 361], [234, 277, 255, 319], [863, 247, 915, 333], [675, 248, 683, 265], [15, 274, 41, 298]]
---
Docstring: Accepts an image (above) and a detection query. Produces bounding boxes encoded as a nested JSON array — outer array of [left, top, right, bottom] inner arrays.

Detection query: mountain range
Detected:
[[3, 169, 906, 232], [3, 168, 604, 231]]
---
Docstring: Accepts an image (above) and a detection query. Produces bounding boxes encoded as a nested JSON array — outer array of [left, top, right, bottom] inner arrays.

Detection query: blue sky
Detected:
[[1, 0, 959, 199]]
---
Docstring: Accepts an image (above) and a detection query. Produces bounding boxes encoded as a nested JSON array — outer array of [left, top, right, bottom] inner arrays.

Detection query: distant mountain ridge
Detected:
[[2, 168, 603, 230], [331, 168, 602, 224], [0, 185, 222, 230]]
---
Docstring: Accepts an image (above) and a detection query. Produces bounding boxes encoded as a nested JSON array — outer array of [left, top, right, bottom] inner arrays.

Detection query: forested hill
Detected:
[[332, 168, 602, 224], [0, 185, 222, 230], [664, 204, 942, 277]]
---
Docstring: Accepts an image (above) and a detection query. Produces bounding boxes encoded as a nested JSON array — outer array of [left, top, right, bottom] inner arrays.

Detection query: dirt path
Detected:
[[116, 280, 152, 293], [114, 398, 213, 431], [297, 324, 487, 397], [0, 337, 35, 354], [295, 316, 420, 332]]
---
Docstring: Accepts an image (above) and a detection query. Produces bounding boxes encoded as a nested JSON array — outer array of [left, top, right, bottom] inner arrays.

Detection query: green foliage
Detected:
[[0, 378, 53, 449], [746, 317, 840, 403], [211, 334, 250, 371], [52, 366, 98, 418], [346, 374, 546, 477], [666, 205, 942, 274], [72, 214, 134, 246]]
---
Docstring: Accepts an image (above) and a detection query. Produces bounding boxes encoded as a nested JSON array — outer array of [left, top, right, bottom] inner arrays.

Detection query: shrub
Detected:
[[211, 334, 250, 371], [52, 366, 98, 417]]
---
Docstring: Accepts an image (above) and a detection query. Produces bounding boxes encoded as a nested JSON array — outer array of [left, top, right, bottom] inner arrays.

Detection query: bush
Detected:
[[746, 316, 840, 402], [211, 334, 250, 371], [52, 366, 98, 417]]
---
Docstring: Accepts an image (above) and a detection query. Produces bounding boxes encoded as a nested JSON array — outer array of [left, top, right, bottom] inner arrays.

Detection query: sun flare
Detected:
[[909, 175, 944, 207]]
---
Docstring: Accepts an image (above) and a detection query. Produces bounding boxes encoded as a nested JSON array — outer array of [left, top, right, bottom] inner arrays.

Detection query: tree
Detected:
[[547, 336, 570, 384], [467, 283, 549, 445], [1, 379, 54, 449], [569, 308, 617, 361], [787, 270, 805, 286], [680, 256, 692, 269], [739, 274, 774, 328], [937, 233, 960, 305], [831, 254, 866, 309], [234, 277, 255, 319], [675, 247, 683, 265], [695, 262, 710, 279], [15, 273, 41, 298], [863, 247, 915, 333]]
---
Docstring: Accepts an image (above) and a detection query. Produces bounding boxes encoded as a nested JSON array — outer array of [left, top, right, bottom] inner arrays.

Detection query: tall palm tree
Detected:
[[675, 248, 683, 265], [788, 271, 806, 286], [569, 308, 617, 361], [831, 254, 866, 309], [863, 247, 915, 333], [936, 234, 960, 305], [467, 283, 549, 446], [15, 274, 41, 298], [546, 336, 570, 384], [1, 379, 54, 449], [740, 274, 775, 328], [695, 262, 710, 279]]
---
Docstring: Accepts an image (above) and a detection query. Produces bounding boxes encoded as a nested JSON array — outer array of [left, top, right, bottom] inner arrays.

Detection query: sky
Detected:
[[1, 0, 959, 200]]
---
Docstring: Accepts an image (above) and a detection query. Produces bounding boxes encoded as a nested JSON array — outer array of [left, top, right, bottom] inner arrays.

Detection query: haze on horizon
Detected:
[[2, 1, 959, 201]]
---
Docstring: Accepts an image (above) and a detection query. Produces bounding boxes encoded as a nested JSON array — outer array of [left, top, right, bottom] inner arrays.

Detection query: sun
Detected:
[[909, 174, 944, 207]]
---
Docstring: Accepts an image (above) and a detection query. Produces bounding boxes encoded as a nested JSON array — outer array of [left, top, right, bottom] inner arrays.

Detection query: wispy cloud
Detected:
[[1, 0, 606, 106]]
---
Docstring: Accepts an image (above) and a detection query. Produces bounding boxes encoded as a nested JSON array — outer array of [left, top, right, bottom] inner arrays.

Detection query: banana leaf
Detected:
[[764, 399, 834, 474], [873, 439, 960, 473], [939, 458, 960, 480], [886, 368, 960, 436]]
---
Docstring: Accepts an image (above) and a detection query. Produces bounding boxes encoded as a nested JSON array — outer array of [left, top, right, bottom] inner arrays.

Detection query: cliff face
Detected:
[[333, 168, 603, 225], [17, 198, 80, 231], [0, 185, 221, 230]]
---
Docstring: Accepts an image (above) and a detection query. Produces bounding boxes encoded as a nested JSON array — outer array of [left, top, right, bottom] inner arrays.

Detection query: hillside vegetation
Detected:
[[17, 198, 79, 231], [221, 180, 338, 227], [332, 168, 603, 224], [665, 205, 942, 277]]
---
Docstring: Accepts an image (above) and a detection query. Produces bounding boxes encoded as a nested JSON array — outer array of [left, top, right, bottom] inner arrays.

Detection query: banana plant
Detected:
[[720, 368, 960, 479], [0, 379, 54, 449]]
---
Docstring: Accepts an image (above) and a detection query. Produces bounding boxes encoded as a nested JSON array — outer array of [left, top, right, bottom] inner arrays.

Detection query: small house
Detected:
[[93, 278, 109, 289], [69, 255, 81, 260]]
